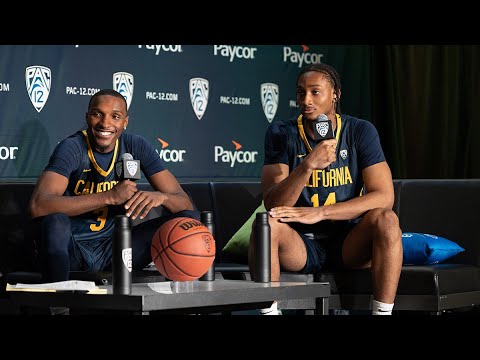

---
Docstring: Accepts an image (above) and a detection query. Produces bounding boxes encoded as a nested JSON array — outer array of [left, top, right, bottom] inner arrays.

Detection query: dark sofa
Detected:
[[1, 179, 480, 315]]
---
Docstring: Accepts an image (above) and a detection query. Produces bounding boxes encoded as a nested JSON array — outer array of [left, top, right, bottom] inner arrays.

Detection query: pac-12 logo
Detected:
[[126, 161, 138, 177], [316, 122, 329, 137], [122, 248, 132, 272], [189, 78, 209, 120], [25, 66, 51, 113], [115, 160, 138, 178], [261, 83, 279, 123], [113, 72, 134, 110]]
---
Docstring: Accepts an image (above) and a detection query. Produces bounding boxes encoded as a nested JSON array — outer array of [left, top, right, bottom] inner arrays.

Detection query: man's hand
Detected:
[[124, 190, 168, 220], [269, 206, 322, 225], [111, 180, 138, 205], [304, 138, 337, 170]]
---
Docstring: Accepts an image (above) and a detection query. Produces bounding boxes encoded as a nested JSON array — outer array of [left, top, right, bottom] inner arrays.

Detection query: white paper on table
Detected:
[[11, 280, 97, 291], [147, 282, 173, 294]]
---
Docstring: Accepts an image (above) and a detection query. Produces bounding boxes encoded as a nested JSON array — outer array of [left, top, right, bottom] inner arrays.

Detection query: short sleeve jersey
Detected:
[[45, 130, 165, 242], [264, 114, 385, 233]]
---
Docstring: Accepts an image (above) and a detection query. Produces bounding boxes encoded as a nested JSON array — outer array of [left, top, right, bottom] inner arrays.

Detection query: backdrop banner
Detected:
[[0, 45, 371, 181]]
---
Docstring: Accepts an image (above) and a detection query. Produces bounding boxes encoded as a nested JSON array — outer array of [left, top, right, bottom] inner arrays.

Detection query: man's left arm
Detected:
[[270, 162, 394, 224], [317, 161, 394, 221]]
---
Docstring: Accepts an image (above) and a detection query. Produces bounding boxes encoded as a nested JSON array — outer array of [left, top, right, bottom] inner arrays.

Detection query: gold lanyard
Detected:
[[297, 114, 342, 153], [82, 130, 119, 177]]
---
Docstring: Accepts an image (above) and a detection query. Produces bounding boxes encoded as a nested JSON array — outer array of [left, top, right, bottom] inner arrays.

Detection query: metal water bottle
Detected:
[[254, 212, 271, 283], [112, 215, 132, 294], [199, 211, 215, 281]]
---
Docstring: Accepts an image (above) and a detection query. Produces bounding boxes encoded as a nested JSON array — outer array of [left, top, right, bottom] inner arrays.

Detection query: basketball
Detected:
[[151, 217, 215, 281]]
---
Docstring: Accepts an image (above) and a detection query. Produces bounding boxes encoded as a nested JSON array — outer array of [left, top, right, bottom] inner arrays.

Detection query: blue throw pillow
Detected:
[[402, 232, 465, 265]]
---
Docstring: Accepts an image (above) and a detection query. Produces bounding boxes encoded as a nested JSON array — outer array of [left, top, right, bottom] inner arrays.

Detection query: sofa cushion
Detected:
[[210, 182, 263, 263], [398, 179, 480, 266], [315, 264, 480, 295], [222, 202, 265, 257], [133, 182, 212, 226], [181, 182, 213, 214], [402, 232, 464, 265], [0, 183, 37, 274]]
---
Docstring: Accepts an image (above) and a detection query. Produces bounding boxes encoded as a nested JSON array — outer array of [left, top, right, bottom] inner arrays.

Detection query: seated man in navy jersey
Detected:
[[249, 64, 402, 315], [28, 89, 198, 287]]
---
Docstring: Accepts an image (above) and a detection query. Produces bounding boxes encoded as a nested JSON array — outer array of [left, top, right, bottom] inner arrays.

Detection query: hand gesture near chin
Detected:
[[304, 138, 337, 170]]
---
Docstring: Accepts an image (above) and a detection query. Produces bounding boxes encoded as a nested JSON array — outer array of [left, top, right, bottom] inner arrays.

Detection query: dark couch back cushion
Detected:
[[398, 179, 480, 266], [0, 183, 37, 273], [132, 182, 212, 225], [210, 182, 263, 263], [2, 179, 477, 274], [393, 179, 401, 216], [182, 182, 213, 213]]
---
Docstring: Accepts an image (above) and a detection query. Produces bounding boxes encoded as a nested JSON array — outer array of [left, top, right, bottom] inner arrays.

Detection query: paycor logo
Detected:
[[213, 45, 257, 62], [214, 140, 258, 167], [137, 45, 183, 55], [0, 146, 18, 160], [156, 138, 186, 162], [283, 45, 324, 68]]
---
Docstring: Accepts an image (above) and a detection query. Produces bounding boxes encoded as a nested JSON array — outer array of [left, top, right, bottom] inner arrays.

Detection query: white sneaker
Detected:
[[259, 302, 282, 315], [259, 308, 283, 315]]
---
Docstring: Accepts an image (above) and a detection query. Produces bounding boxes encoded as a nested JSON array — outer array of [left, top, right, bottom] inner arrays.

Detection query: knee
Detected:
[[42, 213, 70, 231], [268, 217, 283, 237], [366, 208, 401, 244], [41, 213, 71, 251], [252, 216, 287, 248]]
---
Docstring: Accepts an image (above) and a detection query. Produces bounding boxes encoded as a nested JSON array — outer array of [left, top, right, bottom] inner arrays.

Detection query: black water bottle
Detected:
[[254, 212, 271, 283], [199, 211, 215, 281], [112, 215, 132, 294]]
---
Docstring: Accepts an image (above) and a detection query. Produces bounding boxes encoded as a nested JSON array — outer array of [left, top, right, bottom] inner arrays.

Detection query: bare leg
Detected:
[[342, 208, 403, 304], [249, 217, 307, 282]]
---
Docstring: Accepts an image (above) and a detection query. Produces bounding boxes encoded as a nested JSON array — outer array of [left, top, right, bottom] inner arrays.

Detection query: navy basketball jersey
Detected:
[[45, 130, 165, 243], [264, 114, 385, 233]]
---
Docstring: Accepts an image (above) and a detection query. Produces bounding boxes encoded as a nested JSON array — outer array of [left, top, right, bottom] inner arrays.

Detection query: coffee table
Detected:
[[8, 279, 330, 315]]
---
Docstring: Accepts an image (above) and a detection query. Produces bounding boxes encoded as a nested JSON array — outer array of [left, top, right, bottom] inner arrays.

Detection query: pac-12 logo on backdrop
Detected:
[[261, 83, 279, 123], [113, 72, 134, 110], [189, 78, 209, 120], [25, 65, 51, 113]]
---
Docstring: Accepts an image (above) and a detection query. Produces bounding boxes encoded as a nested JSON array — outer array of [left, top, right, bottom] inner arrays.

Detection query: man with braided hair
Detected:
[[250, 63, 402, 315]]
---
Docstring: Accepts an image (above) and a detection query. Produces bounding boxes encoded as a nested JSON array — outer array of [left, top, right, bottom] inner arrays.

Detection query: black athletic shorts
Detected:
[[294, 220, 358, 274]]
